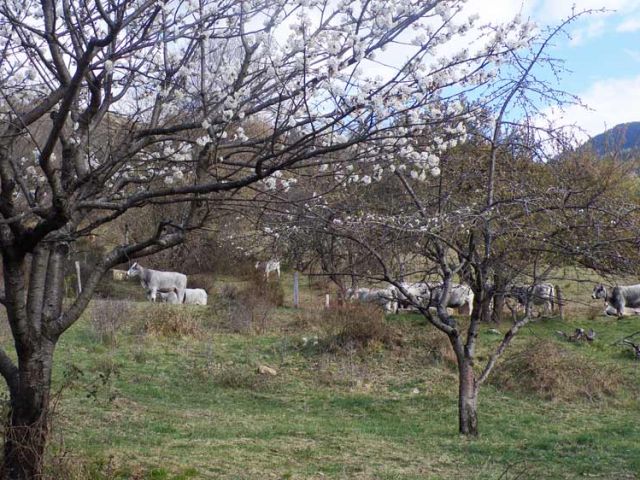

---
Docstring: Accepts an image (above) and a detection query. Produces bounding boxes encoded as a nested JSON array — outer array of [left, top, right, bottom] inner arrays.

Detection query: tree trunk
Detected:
[[492, 292, 505, 324], [3, 340, 56, 480], [458, 359, 479, 436], [1, 244, 66, 479]]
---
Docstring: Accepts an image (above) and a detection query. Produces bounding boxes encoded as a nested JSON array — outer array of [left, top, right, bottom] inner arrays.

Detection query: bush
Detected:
[[490, 339, 624, 402], [312, 304, 402, 353], [90, 300, 132, 346], [247, 271, 284, 307]]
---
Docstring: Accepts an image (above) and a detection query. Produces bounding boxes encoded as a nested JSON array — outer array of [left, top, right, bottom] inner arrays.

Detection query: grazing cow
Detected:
[[346, 286, 398, 314], [255, 259, 281, 278], [592, 283, 640, 318], [183, 288, 208, 305], [508, 283, 555, 317], [127, 262, 187, 303], [422, 283, 474, 316], [111, 269, 128, 281]]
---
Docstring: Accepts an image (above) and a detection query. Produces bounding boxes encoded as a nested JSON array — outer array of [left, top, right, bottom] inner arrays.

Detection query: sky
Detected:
[[465, 0, 640, 138]]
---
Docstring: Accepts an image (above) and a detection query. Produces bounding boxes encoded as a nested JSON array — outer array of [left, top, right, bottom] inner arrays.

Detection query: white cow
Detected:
[[422, 283, 474, 316], [183, 288, 208, 305], [346, 286, 398, 314], [509, 283, 555, 317], [127, 262, 187, 303], [394, 282, 430, 311], [593, 283, 640, 318], [256, 259, 281, 278]]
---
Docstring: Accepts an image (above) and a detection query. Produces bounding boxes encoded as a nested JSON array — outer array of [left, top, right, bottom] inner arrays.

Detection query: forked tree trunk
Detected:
[[458, 359, 479, 436]]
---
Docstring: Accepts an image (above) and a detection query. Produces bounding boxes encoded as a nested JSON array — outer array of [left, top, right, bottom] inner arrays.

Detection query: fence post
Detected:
[[325, 294, 330, 309], [293, 271, 299, 308], [75, 261, 82, 295]]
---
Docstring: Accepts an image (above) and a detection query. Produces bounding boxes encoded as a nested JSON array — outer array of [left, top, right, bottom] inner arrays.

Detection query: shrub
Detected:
[[311, 304, 401, 353], [490, 339, 624, 402], [247, 271, 284, 307], [90, 300, 131, 346]]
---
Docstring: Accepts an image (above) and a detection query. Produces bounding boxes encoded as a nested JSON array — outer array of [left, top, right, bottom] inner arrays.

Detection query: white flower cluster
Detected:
[[260, 170, 299, 192]]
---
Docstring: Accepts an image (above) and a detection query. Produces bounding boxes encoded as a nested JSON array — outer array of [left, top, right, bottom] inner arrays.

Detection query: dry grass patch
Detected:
[[490, 339, 624, 402], [317, 305, 402, 353], [135, 304, 204, 338]]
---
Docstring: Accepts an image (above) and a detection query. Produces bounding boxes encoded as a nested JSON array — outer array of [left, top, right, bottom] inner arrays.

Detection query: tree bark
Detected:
[[2, 340, 56, 480], [1, 245, 66, 479], [457, 358, 479, 436]]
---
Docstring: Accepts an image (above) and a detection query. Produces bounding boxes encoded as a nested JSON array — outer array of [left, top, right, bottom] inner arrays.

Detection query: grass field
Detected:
[[1, 273, 640, 479]]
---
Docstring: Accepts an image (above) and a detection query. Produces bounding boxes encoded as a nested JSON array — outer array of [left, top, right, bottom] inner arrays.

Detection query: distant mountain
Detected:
[[584, 122, 640, 158]]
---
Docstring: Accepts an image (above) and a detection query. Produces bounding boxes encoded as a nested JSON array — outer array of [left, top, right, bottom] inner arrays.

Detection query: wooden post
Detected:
[[75, 260, 82, 295], [556, 284, 564, 320], [293, 271, 299, 308], [325, 294, 330, 309]]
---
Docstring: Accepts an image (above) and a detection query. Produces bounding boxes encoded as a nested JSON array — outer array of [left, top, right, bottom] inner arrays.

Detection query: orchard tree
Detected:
[[256, 10, 640, 437]]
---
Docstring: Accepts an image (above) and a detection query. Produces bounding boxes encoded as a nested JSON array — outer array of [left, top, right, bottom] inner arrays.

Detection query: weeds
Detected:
[[133, 304, 204, 338], [307, 304, 401, 354], [490, 339, 624, 401]]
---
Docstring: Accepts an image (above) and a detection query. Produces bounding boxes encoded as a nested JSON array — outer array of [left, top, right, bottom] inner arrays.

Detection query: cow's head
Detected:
[[592, 284, 607, 300], [127, 262, 141, 278]]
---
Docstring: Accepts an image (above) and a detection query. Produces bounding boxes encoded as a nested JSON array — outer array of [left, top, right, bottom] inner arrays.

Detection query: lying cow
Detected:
[[158, 287, 207, 305], [593, 283, 640, 318], [184, 288, 208, 305]]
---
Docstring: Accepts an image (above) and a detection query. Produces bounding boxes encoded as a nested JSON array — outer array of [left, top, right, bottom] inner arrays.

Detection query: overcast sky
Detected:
[[466, 0, 640, 138]]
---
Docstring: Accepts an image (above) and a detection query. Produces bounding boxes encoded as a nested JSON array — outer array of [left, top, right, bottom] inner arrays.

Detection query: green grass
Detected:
[[2, 275, 640, 479]]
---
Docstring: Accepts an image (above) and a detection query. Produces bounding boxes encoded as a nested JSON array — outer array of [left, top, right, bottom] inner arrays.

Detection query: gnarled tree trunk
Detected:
[[1, 244, 67, 480], [3, 341, 56, 480]]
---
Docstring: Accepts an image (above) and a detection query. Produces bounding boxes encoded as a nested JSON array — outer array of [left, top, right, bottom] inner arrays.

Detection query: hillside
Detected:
[[584, 121, 640, 158]]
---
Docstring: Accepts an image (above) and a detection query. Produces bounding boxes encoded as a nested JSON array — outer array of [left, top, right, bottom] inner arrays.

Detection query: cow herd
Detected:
[[115, 259, 282, 306], [115, 260, 637, 319], [345, 282, 475, 315], [346, 281, 556, 318], [345, 280, 640, 319]]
